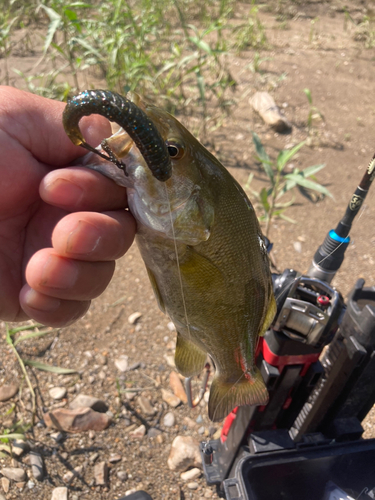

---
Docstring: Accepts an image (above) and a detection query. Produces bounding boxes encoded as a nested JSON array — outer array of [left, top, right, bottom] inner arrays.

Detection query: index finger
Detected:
[[40, 167, 128, 212], [0, 86, 112, 166]]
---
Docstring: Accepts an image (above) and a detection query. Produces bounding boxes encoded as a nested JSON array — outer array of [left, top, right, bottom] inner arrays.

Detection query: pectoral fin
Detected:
[[259, 293, 277, 337], [146, 267, 165, 313], [175, 332, 207, 377], [179, 248, 225, 295], [208, 367, 268, 422]]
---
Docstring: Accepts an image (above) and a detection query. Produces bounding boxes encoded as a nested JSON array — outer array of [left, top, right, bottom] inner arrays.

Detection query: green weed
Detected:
[[0, 2, 20, 85], [5, 323, 77, 425], [17, 0, 237, 139], [309, 17, 319, 44], [247, 132, 332, 237], [353, 16, 375, 48], [246, 51, 271, 74], [233, 4, 267, 52], [303, 88, 324, 132]]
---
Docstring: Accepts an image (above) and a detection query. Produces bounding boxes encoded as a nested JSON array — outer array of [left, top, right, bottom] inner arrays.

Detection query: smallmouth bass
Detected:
[[63, 89, 277, 422]]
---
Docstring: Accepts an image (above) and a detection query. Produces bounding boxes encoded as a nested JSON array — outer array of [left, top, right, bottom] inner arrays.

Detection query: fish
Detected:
[[63, 89, 277, 422]]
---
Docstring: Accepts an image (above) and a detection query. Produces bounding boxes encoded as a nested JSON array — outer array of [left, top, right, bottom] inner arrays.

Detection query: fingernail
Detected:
[[24, 289, 61, 312], [41, 255, 79, 289], [66, 220, 102, 255], [44, 178, 84, 207]]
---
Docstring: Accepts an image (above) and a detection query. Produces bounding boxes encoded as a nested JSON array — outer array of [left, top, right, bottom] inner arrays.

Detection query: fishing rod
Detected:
[[307, 152, 375, 283]]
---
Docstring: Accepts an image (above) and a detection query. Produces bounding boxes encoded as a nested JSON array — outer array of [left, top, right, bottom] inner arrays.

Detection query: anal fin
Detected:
[[208, 367, 268, 422], [175, 332, 207, 378]]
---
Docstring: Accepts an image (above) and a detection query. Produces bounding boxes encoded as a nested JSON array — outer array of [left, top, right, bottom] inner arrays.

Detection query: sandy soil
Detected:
[[1, 1, 375, 499]]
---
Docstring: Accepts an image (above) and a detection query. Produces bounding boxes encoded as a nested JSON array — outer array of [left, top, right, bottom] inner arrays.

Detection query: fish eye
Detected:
[[166, 140, 185, 159]]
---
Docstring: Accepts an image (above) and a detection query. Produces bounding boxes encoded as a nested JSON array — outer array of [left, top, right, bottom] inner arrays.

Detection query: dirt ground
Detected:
[[1, 1, 375, 499]]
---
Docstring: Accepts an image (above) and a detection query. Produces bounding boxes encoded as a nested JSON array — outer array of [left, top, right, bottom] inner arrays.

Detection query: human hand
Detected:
[[0, 86, 136, 327]]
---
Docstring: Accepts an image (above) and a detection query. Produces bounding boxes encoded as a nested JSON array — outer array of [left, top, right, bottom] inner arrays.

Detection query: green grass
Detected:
[[1, 0, 268, 139]]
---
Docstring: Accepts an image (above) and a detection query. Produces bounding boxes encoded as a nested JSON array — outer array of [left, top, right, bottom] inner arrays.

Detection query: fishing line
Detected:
[[163, 182, 192, 342]]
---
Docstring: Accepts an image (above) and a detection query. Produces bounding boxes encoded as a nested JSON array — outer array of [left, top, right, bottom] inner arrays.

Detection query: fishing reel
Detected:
[[271, 270, 343, 349]]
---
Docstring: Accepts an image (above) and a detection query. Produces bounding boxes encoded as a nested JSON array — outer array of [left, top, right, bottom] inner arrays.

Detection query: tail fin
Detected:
[[208, 367, 268, 422]]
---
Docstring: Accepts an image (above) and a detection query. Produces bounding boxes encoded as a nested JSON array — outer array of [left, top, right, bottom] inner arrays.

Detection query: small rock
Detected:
[[187, 482, 199, 490], [109, 454, 122, 463], [204, 488, 214, 498], [50, 431, 64, 443], [137, 396, 156, 416], [30, 451, 44, 481], [1, 477, 10, 493], [129, 424, 146, 439], [12, 439, 29, 457], [0, 383, 19, 402], [147, 428, 161, 438], [51, 486, 68, 500], [164, 355, 176, 368], [169, 372, 188, 403], [128, 312, 142, 324], [128, 361, 141, 371], [167, 436, 202, 471], [167, 322, 176, 332], [63, 466, 83, 484], [196, 415, 203, 424], [15, 482, 25, 490], [161, 389, 181, 408], [125, 424, 137, 433], [94, 461, 108, 486], [198, 426, 205, 435], [183, 417, 196, 429], [250, 91, 292, 132], [88, 430, 95, 440], [125, 489, 138, 496], [156, 434, 164, 444], [115, 355, 129, 372], [43, 407, 111, 432], [181, 468, 202, 481], [125, 391, 136, 401], [163, 412, 176, 427], [293, 241, 302, 253], [69, 394, 108, 413], [89, 452, 99, 463], [27, 480, 35, 489], [0, 493, 5, 500], [0, 467, 27, 482], [97, 353, 107, 365], [49, 387, 67, 400], [117, 470, 128, 482]]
